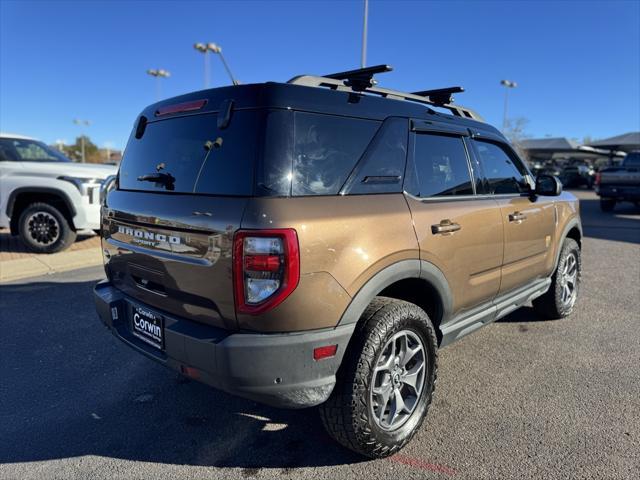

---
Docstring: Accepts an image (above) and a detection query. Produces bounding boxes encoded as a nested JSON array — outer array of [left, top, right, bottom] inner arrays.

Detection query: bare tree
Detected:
[[503, 117, 531, 160]]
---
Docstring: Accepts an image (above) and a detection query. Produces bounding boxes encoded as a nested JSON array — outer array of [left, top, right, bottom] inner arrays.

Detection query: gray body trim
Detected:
[[554, 216, 582, 270], [439, 277, 551, 347], [337, 259, 453, 328], [94, 281, 354, 409]]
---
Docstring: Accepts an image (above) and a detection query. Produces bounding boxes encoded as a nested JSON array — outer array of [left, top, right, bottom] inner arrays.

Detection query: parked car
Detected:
[[560, 164, 595, 189], [0, 133, 117, 252], [94, 65, 582, 458], [595, 151, 640, 211]]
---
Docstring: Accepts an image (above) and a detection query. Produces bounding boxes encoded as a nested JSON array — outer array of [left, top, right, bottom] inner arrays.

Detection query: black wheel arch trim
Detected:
[[6, 187, 77, 218], [554, 217, 582, 271], [337, 259, 453, 327]]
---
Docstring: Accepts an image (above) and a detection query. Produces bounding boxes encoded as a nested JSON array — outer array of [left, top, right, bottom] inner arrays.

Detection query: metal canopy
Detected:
[[588, 132, 640, 153], [521, 137, 579, 152]]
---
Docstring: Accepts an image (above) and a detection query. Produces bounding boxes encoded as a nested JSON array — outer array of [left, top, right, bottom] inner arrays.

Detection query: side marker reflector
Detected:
[[313, 345, 338, 361]]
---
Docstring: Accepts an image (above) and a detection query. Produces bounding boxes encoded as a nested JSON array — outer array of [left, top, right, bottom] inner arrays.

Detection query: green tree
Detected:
[[60, 135, 99, 162]]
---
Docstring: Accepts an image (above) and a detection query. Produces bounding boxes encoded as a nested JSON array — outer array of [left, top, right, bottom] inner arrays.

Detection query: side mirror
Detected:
[[535, 174, 562, 196]]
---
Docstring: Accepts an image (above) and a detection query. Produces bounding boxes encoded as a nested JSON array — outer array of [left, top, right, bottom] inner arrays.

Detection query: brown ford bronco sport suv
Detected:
[[94, 65, 582, 458]]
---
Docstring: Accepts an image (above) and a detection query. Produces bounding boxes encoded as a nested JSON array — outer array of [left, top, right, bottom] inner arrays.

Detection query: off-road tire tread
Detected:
[[319, 297, 438, 458], [18, 202, 76, 254], [532, 238, 581, 319]]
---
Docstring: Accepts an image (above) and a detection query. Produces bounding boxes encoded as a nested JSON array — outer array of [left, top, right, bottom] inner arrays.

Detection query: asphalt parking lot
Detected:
[[1, 190, 638, 480]]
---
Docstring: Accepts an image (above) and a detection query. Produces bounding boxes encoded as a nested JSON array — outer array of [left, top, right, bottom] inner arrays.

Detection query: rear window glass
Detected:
[[409, 134, 474, 197], [624, 152, 640, 167], [119, 112, 258, 195]]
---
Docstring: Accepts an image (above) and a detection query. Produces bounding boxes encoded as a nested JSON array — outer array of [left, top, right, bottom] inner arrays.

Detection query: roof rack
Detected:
[[287, 64, 482, 121]]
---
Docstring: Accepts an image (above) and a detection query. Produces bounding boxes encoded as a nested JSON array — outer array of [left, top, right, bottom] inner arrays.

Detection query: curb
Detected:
[[0, 248, 103, 283]]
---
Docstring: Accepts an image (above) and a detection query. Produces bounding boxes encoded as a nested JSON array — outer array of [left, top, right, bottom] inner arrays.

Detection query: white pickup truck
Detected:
[[595, 152, 640, 212], [0, 133, 117, 253]]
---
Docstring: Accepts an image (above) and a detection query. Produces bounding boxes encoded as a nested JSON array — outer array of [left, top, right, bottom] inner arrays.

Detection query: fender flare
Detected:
[[337, 259, 453, 326], [554, 216, 582, 270], [6, 186, 77, 219]]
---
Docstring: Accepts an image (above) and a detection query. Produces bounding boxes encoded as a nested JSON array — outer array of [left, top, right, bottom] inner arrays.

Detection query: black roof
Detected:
[[140, 81, 502, 138]]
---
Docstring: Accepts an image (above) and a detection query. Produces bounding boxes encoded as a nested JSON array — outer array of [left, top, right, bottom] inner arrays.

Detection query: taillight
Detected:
[[233, 229, 300, 314], [595, 172, 601, 185]]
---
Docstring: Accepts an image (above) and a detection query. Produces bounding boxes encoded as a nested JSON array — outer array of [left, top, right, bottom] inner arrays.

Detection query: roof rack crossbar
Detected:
[[287, 73, 482, 121], [412, 86, 464, 107], [323, 64, 393, 92]]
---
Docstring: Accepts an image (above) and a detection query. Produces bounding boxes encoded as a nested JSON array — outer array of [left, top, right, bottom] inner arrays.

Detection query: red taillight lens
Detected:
[[233, 229, 300, 315], [244, 254, 281, 272], [595, 172, 601, 185]]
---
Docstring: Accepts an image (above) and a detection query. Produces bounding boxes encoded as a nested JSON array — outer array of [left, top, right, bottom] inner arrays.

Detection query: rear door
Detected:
[[404, 121, 503, 319], [103, 109, 262, 331], [470, 136, 556, 294]]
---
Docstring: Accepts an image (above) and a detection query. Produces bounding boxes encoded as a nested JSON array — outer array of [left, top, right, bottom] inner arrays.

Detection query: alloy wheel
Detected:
[[370, 330, 427, 431], [27, 211, 60, 245]]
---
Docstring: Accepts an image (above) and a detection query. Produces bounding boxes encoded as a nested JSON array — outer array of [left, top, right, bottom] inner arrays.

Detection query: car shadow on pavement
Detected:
[[0, 279, 366, 471], [0, 228, 98, 254], [495, 306, 553, 323], [578, 199, 640, 245]]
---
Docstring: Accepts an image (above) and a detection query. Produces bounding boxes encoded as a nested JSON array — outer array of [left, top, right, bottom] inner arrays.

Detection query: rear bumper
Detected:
[[94, 281, 354, 409], [597, 185, 640, 201]]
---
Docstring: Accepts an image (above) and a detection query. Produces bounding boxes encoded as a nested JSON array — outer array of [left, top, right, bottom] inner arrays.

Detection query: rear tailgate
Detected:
[[103, 104, 263, 331], [600, 168, 640, 185], [103, 192, 247, 330]]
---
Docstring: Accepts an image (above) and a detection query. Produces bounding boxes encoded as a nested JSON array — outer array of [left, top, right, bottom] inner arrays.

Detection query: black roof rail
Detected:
[[287, 66, 482, 121]]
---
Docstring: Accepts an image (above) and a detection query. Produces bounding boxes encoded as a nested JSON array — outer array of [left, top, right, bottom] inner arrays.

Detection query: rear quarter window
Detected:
[[292, 112, 379, 196]]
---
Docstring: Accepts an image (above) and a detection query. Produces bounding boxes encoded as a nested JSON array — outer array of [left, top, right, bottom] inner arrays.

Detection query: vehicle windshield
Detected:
[[623, 152, 640, 167], [0, 138, 71, 162]]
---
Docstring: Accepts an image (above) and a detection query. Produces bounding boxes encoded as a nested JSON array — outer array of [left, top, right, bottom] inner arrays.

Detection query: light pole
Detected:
[[500, 79, 518, 131], [194, 42, 239, 88], [147, 69, 170, 101], [194, 43, 210, 88], [73, 119, 90, 163], [361, 0, 369, 68]]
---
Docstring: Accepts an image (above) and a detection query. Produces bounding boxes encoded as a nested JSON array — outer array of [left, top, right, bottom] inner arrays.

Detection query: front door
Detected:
[[470, 138, 556, 294], [405, 125, 503, 318]]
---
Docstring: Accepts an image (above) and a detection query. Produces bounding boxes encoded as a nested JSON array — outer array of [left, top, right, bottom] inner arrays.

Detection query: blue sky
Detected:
[[1, 0, 639, 150]]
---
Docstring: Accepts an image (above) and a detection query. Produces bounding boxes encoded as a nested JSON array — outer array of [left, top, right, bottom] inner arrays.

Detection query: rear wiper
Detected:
[[137, 172, 175, 191]]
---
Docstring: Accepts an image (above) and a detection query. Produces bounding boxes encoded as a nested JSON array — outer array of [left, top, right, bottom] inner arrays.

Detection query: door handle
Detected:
[[431, 220, 461, 235], [508, 211, 527, 223]]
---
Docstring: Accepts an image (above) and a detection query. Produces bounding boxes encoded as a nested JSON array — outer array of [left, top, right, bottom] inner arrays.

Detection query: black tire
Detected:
[[319, 297, 438, 458], [532, 238, 581, 319], [18, 202, 77, 253], [600, 198, 615, 212]]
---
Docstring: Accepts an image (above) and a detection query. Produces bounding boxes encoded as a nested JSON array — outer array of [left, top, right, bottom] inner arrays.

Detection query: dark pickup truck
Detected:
[[596, 152, 640, 211]]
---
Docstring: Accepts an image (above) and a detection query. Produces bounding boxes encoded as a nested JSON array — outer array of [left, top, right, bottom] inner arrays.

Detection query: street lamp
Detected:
[[73, 119, 91, 163], [194, 42, 238, 88], [147, 69, 171, 101], [500, 79, 518, 131]]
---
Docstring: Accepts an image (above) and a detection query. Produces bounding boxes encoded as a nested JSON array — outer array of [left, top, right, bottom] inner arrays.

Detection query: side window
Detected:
[[292, 112, 379, 196], [341, 117, 408, 195], [408, 133, 474, 197], [473, 140, 528, 194], [0, 140, 19, 161]]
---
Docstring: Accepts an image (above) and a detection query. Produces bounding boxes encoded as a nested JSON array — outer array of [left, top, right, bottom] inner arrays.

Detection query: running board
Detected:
[[440, 278, 551, 347]]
